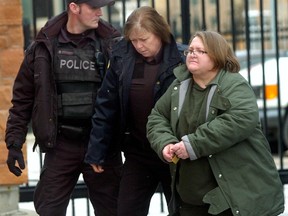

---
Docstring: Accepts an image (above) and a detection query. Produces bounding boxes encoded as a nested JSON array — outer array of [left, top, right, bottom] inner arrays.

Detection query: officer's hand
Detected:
[[90, 164, 104, 173], [6, 147, 25, 177]]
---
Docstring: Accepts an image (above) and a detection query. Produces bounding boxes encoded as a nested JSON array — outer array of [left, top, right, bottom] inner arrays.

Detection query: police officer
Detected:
[[5, 0, 122, 215]]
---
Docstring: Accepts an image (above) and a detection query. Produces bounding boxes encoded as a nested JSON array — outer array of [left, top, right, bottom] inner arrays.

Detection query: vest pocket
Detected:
[[58, 92, 94, 119]]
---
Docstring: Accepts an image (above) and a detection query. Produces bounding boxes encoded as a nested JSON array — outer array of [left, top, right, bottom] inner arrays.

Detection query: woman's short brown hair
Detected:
[[124, 6, 171, 44]]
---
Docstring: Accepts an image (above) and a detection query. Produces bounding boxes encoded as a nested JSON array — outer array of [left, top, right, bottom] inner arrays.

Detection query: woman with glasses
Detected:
[[147, 30, 284, 216]]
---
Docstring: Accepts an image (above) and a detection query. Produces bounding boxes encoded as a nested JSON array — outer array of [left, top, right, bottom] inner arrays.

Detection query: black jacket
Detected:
[[5, 11, 121, 152], [85, 36, 184, 165]]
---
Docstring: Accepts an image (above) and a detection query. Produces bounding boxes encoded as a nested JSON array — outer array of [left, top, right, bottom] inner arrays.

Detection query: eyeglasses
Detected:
[[183, 49, 207, 56]]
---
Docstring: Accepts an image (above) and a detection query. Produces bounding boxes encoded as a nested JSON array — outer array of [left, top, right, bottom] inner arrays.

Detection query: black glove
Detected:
[[7, 147, 25, 177]]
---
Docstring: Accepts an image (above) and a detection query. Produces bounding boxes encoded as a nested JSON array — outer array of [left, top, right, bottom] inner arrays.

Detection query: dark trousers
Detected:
[[117, 155, 172, 216], [34, 135, 122, 216]]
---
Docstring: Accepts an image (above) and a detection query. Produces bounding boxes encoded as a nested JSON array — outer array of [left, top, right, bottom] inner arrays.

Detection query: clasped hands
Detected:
[[162, 141, 189, 163]]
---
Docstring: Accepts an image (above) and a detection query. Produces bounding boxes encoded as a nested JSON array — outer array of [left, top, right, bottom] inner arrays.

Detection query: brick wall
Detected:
[[0, 0, 28, 185]]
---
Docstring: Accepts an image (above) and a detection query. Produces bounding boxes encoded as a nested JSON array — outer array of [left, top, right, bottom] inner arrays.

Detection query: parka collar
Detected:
[[173, 64, 192, 82], [36, 12, 68, 41], [174, 65, 226, 88]]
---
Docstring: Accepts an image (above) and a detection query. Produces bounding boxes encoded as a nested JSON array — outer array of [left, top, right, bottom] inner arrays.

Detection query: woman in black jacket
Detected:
[[85, 6, 184, 215]]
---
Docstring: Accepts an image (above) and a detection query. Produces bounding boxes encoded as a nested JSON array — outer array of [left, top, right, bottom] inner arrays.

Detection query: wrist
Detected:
[[7, 142, 22, 150]]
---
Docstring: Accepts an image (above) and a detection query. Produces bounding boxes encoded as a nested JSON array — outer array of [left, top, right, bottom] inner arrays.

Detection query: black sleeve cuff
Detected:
[[7, 142, 23, 150]]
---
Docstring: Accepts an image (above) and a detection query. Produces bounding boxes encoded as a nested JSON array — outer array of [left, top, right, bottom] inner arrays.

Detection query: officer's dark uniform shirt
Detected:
[[127, 48, 163, 159], [59, 27, 95, 47]]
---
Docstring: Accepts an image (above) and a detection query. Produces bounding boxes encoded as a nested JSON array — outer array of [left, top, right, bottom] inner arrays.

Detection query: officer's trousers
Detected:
[[33, 134, 122, 216]]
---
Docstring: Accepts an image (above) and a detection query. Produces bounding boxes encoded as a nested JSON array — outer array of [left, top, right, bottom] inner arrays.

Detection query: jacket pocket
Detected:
[[203, 187, 230, 215], [208, 95, 231, 118]]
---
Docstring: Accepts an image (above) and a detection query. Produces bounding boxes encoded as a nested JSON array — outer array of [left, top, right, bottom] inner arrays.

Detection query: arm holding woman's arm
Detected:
[[147, 84, 179, 162]]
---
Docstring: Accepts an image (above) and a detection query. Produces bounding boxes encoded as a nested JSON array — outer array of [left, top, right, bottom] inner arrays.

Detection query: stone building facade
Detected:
[[0, 0, 27, 186], [0, 0, 29, 214]]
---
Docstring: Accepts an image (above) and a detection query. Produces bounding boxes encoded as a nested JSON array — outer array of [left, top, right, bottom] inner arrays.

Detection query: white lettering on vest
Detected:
[[60, 60, 96, 70], [60, 59, 66, 68]]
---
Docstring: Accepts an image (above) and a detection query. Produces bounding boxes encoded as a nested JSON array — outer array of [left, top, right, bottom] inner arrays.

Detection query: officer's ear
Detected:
[[68, 2, 81, 15]]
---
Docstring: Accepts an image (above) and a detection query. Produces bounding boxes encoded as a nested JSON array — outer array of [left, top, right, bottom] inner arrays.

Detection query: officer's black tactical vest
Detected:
[[54, 41, 103, 120]]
